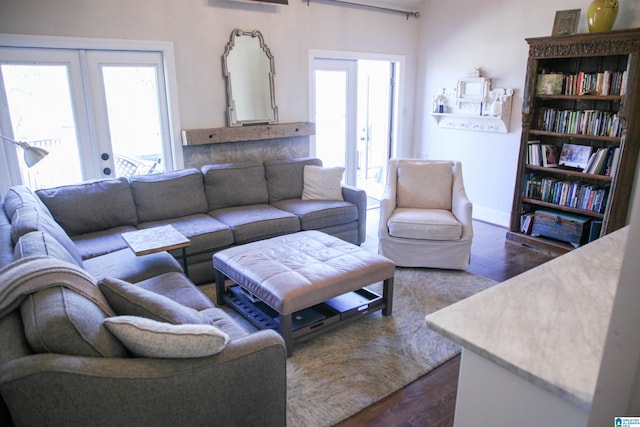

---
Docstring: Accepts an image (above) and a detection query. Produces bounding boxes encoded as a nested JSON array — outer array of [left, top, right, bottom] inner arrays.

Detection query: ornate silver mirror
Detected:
[[222, 29, 278, 126]]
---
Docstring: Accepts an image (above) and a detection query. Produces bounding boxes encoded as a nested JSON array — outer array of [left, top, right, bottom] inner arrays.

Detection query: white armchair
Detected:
[[378, 159, 473, 269]]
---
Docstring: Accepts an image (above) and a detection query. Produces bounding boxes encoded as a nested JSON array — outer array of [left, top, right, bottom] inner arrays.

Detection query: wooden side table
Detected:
[[121, 225, 191, 276]]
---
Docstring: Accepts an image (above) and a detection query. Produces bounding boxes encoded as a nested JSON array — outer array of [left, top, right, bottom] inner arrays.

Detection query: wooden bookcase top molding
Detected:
[[181, 121, 315, 146], [508, 28, 640, 254]]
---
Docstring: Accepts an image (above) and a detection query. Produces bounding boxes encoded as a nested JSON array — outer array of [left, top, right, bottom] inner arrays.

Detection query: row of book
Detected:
[[563, 70, 627, 96], [536, 71, 627, 96], [583, 146, 620, 176], [535, 108, 623, 138], [523, 174, 610, 213], [527, 142, 619, 176]]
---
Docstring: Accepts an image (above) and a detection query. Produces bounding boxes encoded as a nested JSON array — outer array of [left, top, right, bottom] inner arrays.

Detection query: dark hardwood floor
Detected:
[[336, 210, 557, 427]]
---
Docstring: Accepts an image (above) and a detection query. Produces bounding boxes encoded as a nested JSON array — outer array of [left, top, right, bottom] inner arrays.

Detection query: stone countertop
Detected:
[[426, 226, 628, 410]]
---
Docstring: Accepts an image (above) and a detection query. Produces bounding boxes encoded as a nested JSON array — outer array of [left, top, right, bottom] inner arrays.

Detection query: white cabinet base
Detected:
[[454, 349, 588, 427]]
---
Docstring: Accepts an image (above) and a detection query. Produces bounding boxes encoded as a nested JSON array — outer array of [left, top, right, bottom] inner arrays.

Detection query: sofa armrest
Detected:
[[0, 330, 286, 427], [341, 184, 367, 244]]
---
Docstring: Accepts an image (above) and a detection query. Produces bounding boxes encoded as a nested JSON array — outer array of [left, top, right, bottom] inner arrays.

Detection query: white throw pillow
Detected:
[[104, 316, 229, 358], [302, 165, 345, 201]]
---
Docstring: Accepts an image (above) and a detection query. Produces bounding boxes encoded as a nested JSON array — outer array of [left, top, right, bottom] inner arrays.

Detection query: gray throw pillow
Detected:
[[104, 315, 229, 358], [98, 277, 211, 325]]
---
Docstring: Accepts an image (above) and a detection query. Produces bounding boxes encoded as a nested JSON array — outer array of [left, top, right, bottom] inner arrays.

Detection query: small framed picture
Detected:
[[552, 9, 580, 36]]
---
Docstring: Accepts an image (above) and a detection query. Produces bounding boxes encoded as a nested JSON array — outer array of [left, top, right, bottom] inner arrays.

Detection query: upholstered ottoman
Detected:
[[213, 230, 395, 355]]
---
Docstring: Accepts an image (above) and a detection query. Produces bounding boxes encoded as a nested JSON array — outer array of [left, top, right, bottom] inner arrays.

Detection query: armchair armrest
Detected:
[[378, 173, 397, 240], [0, 330, 286, 427], [451, 175, 473, 241], [341, 184, 367, 244]]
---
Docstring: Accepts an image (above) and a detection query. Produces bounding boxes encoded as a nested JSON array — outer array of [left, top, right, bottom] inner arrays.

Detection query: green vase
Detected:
[[587, 0, 619, 32]]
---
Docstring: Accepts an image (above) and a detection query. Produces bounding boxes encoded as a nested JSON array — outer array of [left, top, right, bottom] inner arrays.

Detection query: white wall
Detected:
[[416, 0, 640, 226], [0, 0, 421, 155]]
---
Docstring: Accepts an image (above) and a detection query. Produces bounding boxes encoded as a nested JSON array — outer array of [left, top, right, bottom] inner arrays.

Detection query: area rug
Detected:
[[201, 268, 497, 426]]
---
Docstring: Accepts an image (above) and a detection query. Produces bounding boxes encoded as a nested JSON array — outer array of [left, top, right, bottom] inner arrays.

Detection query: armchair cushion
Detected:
[[104, 315, 229, 358], [98, 277, 211, 325], [387, 208, 462, 240], [397, 161, 453, 209], [302, 165, 345, 201]]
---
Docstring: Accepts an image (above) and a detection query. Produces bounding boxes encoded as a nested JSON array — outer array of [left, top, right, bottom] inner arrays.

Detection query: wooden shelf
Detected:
[[524, 165, 613, 182], [535, 94, 623, 101], [181, 122, 315, 146], [528, 129, 621, 143], [522, 198, 605, 219]]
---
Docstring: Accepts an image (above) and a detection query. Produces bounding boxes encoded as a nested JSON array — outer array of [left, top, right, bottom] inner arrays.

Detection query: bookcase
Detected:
[[507, 29, 640, 254]]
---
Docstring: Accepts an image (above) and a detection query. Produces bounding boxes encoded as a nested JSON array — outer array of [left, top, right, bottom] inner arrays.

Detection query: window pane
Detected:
[[102, 66, 165, 177], [1, 64, 83, 188]]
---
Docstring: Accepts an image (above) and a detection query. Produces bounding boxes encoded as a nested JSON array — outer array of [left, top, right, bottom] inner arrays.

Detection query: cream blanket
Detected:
[[0, 256, 113, 319]]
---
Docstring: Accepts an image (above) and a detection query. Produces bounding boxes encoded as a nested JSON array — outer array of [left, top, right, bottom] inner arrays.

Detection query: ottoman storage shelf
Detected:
[[214, 230, 395, 355]]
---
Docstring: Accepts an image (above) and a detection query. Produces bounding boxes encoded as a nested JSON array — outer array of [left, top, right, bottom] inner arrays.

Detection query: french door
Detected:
[[311, 56, 397, 200], [0, 45, 174, 190]]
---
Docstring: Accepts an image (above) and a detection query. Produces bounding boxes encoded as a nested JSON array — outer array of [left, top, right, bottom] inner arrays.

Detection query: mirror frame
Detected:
[[222, 28, 279, 127]]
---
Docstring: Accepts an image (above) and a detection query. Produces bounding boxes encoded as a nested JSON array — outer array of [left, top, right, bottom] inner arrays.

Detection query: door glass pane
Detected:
[[101, 66, 165, 177], [314, 69, 347, 169], [356, 60, 391, 200], [1, 64, 83, 188]]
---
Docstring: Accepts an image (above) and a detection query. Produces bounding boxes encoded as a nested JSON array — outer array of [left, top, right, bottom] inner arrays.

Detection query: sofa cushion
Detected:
[[10, 206, 84, 266], [271, 199, 357, 230], [202, 162, 269, 211], [210, 204, 300, 244], [397, 162, 453, 210], [200, 307, 249, 340], [129, 168, 208, 223], [20, 286, 129, 357], [138, 214, 234, 256], [135, 272, 215, 311], [3, 185, 52, 219], [71, 225, 136, 259], [264, 157, 323, 203], [36, 177, 138, 235], [104, 315, 229, 358], [387, 208, 462, 240], [98, 277, 211, 325], [84, 248, 182, 283], [14, 231, 82, 267], [302, 165, 345, 201]]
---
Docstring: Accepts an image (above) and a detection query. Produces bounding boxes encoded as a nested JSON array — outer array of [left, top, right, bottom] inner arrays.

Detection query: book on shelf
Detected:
[[559, 143, 592, 170], [541, 144, 559, 167], [520, 213, 534, 234], [608, 147, 621, 177], [588, 220, 603, 242], [527, 140, 542, 166]]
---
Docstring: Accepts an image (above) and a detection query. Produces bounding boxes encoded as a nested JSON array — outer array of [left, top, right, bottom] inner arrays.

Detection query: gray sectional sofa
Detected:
[[25, 157, 366, 285], [0, 157, 366, 426]]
